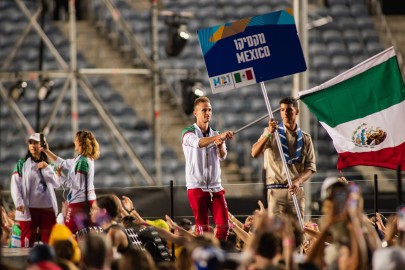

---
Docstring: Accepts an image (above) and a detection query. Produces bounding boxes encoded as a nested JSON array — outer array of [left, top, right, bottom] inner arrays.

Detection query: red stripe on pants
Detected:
[[187, 189, 229, 240]]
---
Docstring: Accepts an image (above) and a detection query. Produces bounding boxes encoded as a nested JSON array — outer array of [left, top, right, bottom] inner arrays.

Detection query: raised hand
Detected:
[[121, 196, 134, 212]]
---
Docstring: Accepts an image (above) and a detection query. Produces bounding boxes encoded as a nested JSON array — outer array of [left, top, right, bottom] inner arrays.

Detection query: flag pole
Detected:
[[233, 95, 302, 135], [374, 174, 379, 232], [397, 165, 403, 206], [259, 82, 305, 230]]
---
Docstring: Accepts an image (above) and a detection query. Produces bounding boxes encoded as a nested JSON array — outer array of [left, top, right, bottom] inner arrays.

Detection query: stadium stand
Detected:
[[0, 0, 385, 192]]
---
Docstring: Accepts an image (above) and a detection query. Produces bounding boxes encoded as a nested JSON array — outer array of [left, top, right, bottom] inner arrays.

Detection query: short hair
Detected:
[[96, 194, 119, 219], [178, 218, 193, 231], [193, 96, 210, 110], [81, 233, 111, 269], [53, 240, 74, 261], [280, 96, 298, 108], [256, 232, 282, 259], [75, 130, 100, 160]]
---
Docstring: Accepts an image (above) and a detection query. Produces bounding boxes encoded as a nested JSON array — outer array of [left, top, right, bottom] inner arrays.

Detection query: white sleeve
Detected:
[[42, 165, 60, 188], [182, 132, 200, 148], [10, 172, 24, 208], [54, 157, 75, 170]]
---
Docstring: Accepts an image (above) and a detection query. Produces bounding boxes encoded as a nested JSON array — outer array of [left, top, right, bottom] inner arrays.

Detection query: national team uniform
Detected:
[[182, 123, 229, 240], [54, 155, 96, 234], [11, 157, 59, 246]]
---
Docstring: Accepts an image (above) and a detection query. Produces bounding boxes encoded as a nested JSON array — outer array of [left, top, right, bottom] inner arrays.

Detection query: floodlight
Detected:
[[37, 79, 54, 101], [9, 80, 27, 101], [165, 23, 190, 57], [192, 82, 204, 97], [181, 79, 205, 115]]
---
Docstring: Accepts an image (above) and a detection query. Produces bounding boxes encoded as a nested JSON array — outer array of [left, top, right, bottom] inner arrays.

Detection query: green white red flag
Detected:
[[299, 47, 405, 170]]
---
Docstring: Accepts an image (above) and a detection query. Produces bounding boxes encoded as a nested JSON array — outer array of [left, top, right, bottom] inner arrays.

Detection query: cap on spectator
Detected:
[[373, 247, 405, 270], [146, 219, 170, 231], [27, 133, 40, 142], [27, 244, 55, 264], [320, 177, 348, 200], [48, 224, 81, 263]]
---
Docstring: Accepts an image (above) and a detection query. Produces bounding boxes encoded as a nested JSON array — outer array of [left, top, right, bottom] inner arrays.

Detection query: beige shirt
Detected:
[[260, 127, 316, 185]]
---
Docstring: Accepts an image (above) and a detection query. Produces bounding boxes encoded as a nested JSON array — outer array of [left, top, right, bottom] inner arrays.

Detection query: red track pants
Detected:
[[188, 188, 229, 240]]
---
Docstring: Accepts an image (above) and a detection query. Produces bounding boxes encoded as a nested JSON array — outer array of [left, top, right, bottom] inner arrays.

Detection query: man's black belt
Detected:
[[266, 184, 289, 189], [266, 184, 304, 189]]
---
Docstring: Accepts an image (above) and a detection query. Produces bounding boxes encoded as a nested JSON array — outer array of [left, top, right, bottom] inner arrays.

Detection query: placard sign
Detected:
[[197, 9, 307, 93]]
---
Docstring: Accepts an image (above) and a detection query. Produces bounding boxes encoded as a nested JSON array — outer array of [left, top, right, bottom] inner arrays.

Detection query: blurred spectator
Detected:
[[26, 244, 62, 270], [115, 247, 157, 270], [79, 232, 113, 270], [306, 178, 380, 269], [373, 246, 405, 270], [48, 224, 81, 268], [90, 194, 130, 257]]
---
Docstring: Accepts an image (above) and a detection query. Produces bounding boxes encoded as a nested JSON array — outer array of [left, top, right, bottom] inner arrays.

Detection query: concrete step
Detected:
[[55, 20, 244, 183]]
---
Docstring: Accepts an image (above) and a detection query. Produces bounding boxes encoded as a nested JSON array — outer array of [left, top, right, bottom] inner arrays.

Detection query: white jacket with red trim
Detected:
[[181, 123, 227, 190]]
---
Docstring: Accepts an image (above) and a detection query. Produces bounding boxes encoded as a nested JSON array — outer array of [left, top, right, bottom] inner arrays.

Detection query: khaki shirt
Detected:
[[260, 127, 316, 185]]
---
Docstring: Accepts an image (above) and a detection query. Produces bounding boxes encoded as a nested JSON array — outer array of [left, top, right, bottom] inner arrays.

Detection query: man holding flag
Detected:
[[251, 96, 316, 218]]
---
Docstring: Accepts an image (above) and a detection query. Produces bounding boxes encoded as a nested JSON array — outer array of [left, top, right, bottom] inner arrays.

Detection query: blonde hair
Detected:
[[75, 130, 100, 160], [193, 96, 210, 110]]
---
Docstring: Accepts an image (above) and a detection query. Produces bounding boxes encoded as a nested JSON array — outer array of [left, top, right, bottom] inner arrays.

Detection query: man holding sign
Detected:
[[181, 97, 234, 240], [251, 97, 316, 218]]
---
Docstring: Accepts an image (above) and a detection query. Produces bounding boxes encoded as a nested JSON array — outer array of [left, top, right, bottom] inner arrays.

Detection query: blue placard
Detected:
[[197, 9, 307, 93]]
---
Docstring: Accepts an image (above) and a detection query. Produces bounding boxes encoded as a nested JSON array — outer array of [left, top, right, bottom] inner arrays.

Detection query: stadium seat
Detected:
[[366, 41, 384, 56], [326, 0, 347, 6], [349, 3, 369, 17], [331, 55, 352, 70], [356, 17, 375, 30], [312, 55, 331, 70], [319, 69, 337, 83], [347, 41, 364, 56], [342, 29, 362, 43], [361, 29, 380, 43], [330, 4, 351, 17], [327, 42, 347, 57], [309, 43, 328, 57], [322, 29, 342, 43]]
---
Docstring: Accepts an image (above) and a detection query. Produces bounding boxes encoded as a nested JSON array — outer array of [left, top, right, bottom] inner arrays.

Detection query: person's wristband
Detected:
[[266, 134, 271, 139], [282, 238, 295, 247]]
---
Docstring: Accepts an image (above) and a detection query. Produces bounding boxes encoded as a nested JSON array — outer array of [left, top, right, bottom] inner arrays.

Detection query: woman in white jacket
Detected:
[[11, 133, 59, 247], [43, 130, 100, 234]]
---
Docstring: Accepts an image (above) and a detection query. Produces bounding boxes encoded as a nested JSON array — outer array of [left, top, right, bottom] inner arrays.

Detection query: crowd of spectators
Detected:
[[1, 176, 405, 269]]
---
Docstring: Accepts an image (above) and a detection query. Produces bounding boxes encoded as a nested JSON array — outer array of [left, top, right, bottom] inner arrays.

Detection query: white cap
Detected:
[[27, 133, 40, 142], [373, 247, 405, 270], [320, 177, 340, 200]]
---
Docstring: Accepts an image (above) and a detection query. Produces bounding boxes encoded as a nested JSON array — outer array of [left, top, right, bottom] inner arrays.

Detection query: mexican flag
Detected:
[[299, 47, 405, 170], [234, 69, 254, 83]]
